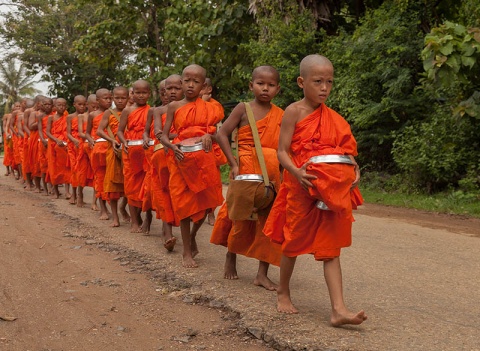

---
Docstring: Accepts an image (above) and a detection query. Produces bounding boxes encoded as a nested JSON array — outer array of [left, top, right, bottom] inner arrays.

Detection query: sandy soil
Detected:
[[1, 164, 479, 351]]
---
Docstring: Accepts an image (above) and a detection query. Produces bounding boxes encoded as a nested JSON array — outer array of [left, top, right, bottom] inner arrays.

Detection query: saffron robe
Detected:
[[166, 98, 224, 222], [103, 110, 123, 201], [38, 112, 54, 176], [28, 123, 41, 178], [2, 132, 14, 168], [150, 113, 179, 226], [263, 104, 363, 260], [122, 105, 149, 208], [67, 116, 80, 187], [75, 117, 94, 188], [47, 112, 70, 185], [139, 120, 156, 212], [90, 112, 108, 200], [210, 104, 283, 266]]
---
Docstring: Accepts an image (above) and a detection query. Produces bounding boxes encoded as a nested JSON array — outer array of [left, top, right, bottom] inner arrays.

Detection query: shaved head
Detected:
[[133, 79, 151, 91], [87, 94, 97, 103], [96, 88, 110, 98], [158, 79, 166, 90], [252, 65, 280, 83], [74, 95, 86, 103], [299, 54, 333, 77], [166, 74, 182, 85], [113, 86, 128, 95], [182, 64, 206, 80]]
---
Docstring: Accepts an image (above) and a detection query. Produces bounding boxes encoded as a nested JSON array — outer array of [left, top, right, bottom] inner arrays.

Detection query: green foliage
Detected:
[[392, 106, 479, 192], [324, 1, 429, 171], [421, 21, 480, 119]]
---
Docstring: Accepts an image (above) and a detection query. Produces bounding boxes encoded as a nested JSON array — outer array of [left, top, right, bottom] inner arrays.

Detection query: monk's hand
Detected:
[[155, 130, 163, 141], [56, 139, 64, 147], [230, 164, 239, 179], [74, 139, 80, 148], [142, 137, 150, 150], [172, 145, 184, 161], [201, 134, 212, 152], [123, 141, 129, 154], [295, 162, 317, 191], [42, 139, 48, 148], [348, 155, 360, 189]]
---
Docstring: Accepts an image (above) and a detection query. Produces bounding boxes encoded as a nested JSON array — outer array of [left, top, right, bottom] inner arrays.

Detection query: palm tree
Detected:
[[0, 56, 40, 114]]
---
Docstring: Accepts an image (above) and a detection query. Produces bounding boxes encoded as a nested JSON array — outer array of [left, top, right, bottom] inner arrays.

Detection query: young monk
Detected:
[[45, 98, 70, 198], [96, 86, 130, 227], [117, 80, 152, 233], [161, 64, 224, 268], [139, 80, 169, 234], [27, 96, 45, 192], [2, 111, 14, 176], [210, 66, 283, 290], [86, 89, 113, 220], [37, 98, 55, 194], [148, 74, 184, 250], [77, 94, 98, 208], [22, 99, 36, 190], [10, 101, 25, 182], [66, 95, 87, 204], [263, 54, 366, 327]]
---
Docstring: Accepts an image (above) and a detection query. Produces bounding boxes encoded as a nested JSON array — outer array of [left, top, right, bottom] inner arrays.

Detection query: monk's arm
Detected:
[[45, 116, 62, 146], [348, 155, 360, 188], [16, 113, 25, 138], [117, 107, 130, 152], [28, 112, 38, 131], [161, 102, 183, 160], [23, 111, 31, 136], [216, 103, 244, 178], [85, 113, 95, 146], [142, 108, 154, 148], [153, 106, 164, 140], [96, 110, 112, 143], [278, 105, 316, 190], [66, 115, 80, 146], [77, 114, 86, 139], [9, 112, 18, 136]]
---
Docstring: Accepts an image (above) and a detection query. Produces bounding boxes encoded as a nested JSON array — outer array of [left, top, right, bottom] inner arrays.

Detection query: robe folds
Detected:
[[263, 103, 363, 260], [38, 112, 54, 176], [150, 113, 179, 226], [122, 105, 149, 208], [47, 112, 70, 185], [28, 129, 41, 178], [2, 133, 14, 167], [22, 132, 32, 177], [139, 122, 155, 212], [167, 98, 224, 222], [210, 104, 283, 266], [12, 120, 23, 166], [103, 111, 123, 201], [90, 112, 108, 200], [67, 116, 80, 187], [75, 119, 94, 188]]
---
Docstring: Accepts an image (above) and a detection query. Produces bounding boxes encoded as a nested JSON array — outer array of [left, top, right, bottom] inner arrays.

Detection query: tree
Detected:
[[0, 56, 39, 115]]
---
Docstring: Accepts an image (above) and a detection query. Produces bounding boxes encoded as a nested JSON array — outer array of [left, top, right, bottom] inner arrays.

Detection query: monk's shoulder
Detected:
[[325, 105, 351, 129]]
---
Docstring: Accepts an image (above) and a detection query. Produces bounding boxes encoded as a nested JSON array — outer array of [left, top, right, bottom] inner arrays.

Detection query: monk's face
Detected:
[[297, 64, 334, 105], [55, 100, 67, 115], [182, 68, 206, 101], [12, 102, 21, 111], [97, 91, 112, 110], [73, 99, 87, 114], [42, 100, 53, 114], [132, 84, 151, 105], [88, 100, 98, 112], [165, 79, 183, 102], [113, 89, 128, 110], [249, 70, 280, 103], [128, 88, 134, 104]]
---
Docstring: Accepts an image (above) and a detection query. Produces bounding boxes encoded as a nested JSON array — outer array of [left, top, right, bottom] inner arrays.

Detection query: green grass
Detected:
[[360, 187, 480, 218]]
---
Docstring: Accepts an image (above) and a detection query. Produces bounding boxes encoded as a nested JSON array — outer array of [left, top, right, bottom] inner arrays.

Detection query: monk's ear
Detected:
[[248, 81, 253, 91], [297, 76, 304, 89]]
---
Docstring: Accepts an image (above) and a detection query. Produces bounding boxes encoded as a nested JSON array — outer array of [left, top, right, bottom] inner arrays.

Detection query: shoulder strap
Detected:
[[244, 102, 270, 186]]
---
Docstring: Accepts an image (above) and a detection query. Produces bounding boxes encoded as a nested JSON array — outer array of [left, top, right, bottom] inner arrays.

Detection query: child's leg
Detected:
[[190, 216, 206, 258], [77, 186, 85, 207], [224, 251, 238, 280], [324, 257, 367, 327], [91, 192, 98, 211], [129, 205, 142, 233], [162, 222, 176, 251], [69, 186, 77, 205], [110, 199, 120, 227], [277, 255, 298, 314], [98, 198, 109, 220], [119, 197, 130, 222], [254, 261, 278, 291], [141, 209, 153, 234], [180, 218, 198, 268]]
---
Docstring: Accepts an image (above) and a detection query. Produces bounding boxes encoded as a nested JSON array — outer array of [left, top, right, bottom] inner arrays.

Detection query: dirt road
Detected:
[[1, 162, 479, 351]]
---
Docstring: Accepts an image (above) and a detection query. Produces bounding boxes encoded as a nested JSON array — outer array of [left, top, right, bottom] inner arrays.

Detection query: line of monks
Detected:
[[2, 58, 367, 326]]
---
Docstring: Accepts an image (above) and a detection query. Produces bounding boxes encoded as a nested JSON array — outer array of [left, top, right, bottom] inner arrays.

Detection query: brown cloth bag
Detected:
[[226, 102, 276, 221]]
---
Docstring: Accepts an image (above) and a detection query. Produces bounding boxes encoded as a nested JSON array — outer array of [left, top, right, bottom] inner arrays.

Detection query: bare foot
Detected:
[[330, 309, 367, 327], [111, 221, 120, 228], [130, 227, 143, 233], [207, 212, 215, 226], [91, 203, 99, 211], [65, 193, 72, 200], [77, 201, 86, 208], [182, 256, 198, 268], [141, 221, 151, 235], [163, 237, 177, 252], [224, 252, 238, 279], [122, 214, 131, 223], [254, 275, 278, 291], [277, 290, 298, 314], [69, 198, 76, 205], [99, 213, 109, 220], [191, 237, 199, 258]]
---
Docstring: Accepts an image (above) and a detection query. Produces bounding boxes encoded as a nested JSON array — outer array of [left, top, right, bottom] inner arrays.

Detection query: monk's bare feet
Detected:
[[141, 221, 151, 235], [91, 203, 99, 211], [182, 255, 198, 268], [99, 213, 109, 220], [254, 275, 278, 291], [330, 309, 367, 327], [190, 237, 199, 258], [122, 214, 131, 223], [111, 221, 120, 228], [65, 193, 72, 200], [163, 237, 177, 252], [77, 200, 86, 208], [277, 290, 298, 314], [207, 212, 215, 226], [69, 198, 76, 205], [224, 252, 238, 279]]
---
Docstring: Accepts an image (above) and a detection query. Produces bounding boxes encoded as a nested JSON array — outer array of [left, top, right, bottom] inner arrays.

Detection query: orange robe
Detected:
[[122, 105, 149, 208], [28, 127, 41, 178], [67, 116, 80, 187], [139, 121, 156, 212], [166, 98, 224, 222], [76, 118, 94, 188], [90, 112, 108, 200], [2, 132, 14, 168], [12, 115, 23, 167], [208, 98, 227, 166], [210, 104, 283, 266], [263, 104, 363, 260], [47, 112, 70, 185], [38, 112, 54, 176], [103, 111, 123, 201], [22, 130, 31, 177], [150, 113, 179, 225]]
